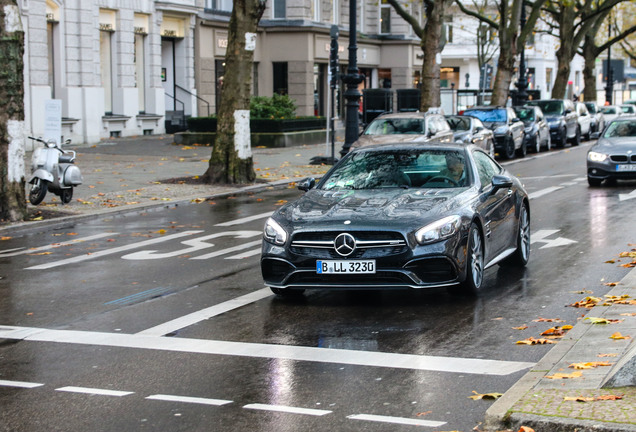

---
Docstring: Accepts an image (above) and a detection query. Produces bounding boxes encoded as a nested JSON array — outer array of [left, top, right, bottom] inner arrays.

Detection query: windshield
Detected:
[[321, 148, 469, 190], [446, 116, 470, 131], [531, 101, 564, 115], [364, 117, 426, 135], [601, 107, 617, 114], [463, 109, 506, 123], [514, 108, 535, 122], [603, 120, 636, 138]]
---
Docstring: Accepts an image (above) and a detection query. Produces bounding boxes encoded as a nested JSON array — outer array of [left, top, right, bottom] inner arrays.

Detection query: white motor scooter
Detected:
[[28, 136, 83, 205]]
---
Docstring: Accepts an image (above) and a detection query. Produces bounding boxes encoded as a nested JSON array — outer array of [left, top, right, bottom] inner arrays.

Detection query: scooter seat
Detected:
[[59, 154, 74, 163]]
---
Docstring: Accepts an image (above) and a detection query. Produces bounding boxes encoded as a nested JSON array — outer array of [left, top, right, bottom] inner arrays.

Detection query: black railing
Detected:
[[176, 84, 211, 116]]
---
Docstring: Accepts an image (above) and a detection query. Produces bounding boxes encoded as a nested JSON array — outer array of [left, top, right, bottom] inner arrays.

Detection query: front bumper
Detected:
[[261, 233, 467, 291], [587, 160, 636, 180]]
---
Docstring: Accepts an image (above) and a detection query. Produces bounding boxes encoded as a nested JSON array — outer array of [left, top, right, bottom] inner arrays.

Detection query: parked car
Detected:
[[575, 102, 592, 141], [261, 143, 530, 296], [445, 114, 496, 157], [461, 106, 525, 159], [513, 105, 550, 152], [621, 104, 636, 115], [352, 112, 454, 148], [600, 105, 623, 123], [584, 101, 605, 134], [587, 116, 636, 186], [527, 99, 579, 147]]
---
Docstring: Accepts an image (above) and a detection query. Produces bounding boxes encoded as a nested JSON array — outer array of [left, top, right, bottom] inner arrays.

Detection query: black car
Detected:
[[527, 99, 579, 147], [445, 114, 496, 157], [587, 116, 636, 186], [261, 143, 530, 296], [513, 105, 551, 153], [461, 106, 525, 159]]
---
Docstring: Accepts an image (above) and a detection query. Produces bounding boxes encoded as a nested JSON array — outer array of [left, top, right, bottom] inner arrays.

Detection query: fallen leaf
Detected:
[[545, 371, 583, 379], [598, 353, 619, 357], [620, 313, 636, 317], [605, 260, 616, 264], [516, 337, 557, 345], [564, 394, 623, 402], [569, 361, 613, 369], [468, 391, 503, 400], [28, 252, 52, 256], [603, 282, 620, 287], [157, 229, 167, 235], [518, 427, 536, 432], [1, 236, 12, 240], [415, 411, 431, 417], [569, 296, 602, 308], [533, 317, 565, 322], [512, 325, 528, 330], [585, 317, 622, 324], [541, 325, 573, 336], [610, 332, 631, 340]]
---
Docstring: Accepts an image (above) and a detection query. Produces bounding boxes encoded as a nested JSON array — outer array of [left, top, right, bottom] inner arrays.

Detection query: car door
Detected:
[[563, 100, 578, 137], [535, 108, 548, 144], [472, 150, 517, 261], [471, 118, 486, 149], [507, 108, 524, 148]]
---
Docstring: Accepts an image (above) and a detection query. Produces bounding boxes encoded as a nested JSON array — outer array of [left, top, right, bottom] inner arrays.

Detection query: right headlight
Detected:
[[588, 151, 608, 162], [264, 218, 288, 245]]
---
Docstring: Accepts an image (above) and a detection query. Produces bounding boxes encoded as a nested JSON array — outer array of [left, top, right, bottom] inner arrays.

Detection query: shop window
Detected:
[[440, 67, 459, 88], [273, 62, 288, 95]]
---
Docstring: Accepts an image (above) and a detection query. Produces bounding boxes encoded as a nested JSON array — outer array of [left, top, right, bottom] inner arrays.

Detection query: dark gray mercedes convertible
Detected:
[[261, 143, 530, 296]]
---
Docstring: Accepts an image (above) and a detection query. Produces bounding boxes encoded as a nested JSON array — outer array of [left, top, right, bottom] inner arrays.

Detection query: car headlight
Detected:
[[588, 151, 608, 162], [264, 218, 287, 245], [415, 215, 461, 245]]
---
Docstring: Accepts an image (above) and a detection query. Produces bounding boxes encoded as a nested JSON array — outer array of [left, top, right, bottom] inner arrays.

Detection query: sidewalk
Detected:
[[3, 134, 636, 431]]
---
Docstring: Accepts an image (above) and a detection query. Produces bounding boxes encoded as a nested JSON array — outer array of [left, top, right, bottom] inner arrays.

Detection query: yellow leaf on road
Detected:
[[610, 332, 631, 340], [545, 371, 583, 379], [468, 391, 503, 400], [569, 361, 613, 369]]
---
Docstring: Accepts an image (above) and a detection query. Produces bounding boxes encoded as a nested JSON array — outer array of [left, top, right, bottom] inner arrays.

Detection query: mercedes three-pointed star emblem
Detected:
[[334, 233, 356, 257]]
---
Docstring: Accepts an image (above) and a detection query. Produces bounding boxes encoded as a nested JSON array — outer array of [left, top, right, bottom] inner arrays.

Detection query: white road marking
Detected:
[[25, 230, 203, 270], [0, 379, 44, 388], [531, 229, 577, 249], [0, 233, 117, 257], [619, 189, 636, 201], [137, 288, 273, 336], [146, 394, 232, 406], [521, 174, 577, 181], [121, 231, 261, 260], [528, 186, 563, 199], [0, 326, 534, 375], [347, 413, 446, 427], [55, 386, 133, 397], [225, 248, 261, 260], [215, 212, 273, 227], [244, 403, 331, 416], [191, 240, 262, 260]]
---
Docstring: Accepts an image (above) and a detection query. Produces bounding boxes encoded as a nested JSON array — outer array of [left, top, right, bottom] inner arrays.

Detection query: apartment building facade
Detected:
[[20, 0, 591, 147]]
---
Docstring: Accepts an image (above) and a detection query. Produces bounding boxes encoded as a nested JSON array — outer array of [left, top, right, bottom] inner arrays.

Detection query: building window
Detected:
[[134, 33, 146, 113], [358, 0, 364, 32], [253, 62, 259, 96], [273, 62, 288, 95], [312, 0, 320, 22], [273, 0, 286, 19], [546, 68, 553, 93], [100, 9, 116, 114], [444, 15, 453, 43], [380, 0, 391, 34], [206, 0, 232, 12], [47, 21, 56, 98]]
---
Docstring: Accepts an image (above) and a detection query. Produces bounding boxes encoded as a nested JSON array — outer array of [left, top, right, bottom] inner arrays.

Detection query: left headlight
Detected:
[[264, 218, 288, 245], [415, 215, 461, 245], [588, 151, 608, 162]]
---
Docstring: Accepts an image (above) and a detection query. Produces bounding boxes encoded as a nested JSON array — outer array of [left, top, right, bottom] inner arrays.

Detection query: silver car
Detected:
[[353, 112, 454, 148], [587, 116, 636, 186]]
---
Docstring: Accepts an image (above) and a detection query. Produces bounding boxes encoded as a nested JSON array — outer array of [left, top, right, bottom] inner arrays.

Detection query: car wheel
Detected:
[[270, 287, 305, 297], [570, 126, 581, 146], [556, 128, 567, 148], [587, 177, 603, 187], [461, 223, 484, 295], [504, 136, 516, 159], [501, 203, 530, 267]]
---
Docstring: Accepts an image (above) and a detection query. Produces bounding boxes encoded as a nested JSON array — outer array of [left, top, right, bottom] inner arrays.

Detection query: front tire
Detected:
[[503, 136, 516, 159], [461, 223, 484, 295], [29, 179, 48, 205], [516, 135, 527, 158], [588, 177, 603, 187], [570, 126, 581, 146]]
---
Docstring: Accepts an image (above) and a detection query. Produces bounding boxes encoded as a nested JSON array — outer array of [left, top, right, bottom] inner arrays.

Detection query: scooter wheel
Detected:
[[61, 187, 73, 204], [29, 179, 49, 205]]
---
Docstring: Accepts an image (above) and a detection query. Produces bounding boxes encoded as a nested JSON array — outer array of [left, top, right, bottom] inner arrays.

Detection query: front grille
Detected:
[[610, 155, 628, 163], [290, 231, 408, 258], [405, 258, 457, 284], [632, 155, 636, 163]]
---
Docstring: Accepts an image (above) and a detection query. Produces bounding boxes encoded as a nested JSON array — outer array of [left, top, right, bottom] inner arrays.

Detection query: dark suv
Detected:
[[461, 106, 525, 159], [527, 99, 579, 147]]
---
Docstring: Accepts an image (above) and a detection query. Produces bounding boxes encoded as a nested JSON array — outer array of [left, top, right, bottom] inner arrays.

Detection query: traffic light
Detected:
[[330, 25, 339, 89]]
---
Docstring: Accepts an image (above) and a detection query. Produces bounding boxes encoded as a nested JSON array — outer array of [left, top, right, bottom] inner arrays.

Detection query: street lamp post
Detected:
[[605, 21, 614, 105], [514, 5, 528, 106], [339, 0, 364, 157]]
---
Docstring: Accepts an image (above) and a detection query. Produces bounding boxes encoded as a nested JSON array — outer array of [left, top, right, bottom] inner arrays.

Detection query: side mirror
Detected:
[[297, 177, 316, 192], [591, 132, 601, 140], [491, 175, 513, 193]]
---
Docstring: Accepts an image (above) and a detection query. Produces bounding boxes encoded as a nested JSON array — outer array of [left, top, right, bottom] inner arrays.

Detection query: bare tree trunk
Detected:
[[201, 0, 265, 184], [420, 0, 446, 111], [0, 0, 26, 222], [551, 8, 576, 99], [582, 35, 598, 101]]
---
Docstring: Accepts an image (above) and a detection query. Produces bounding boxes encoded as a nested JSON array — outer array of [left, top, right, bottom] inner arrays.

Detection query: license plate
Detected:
[[316, 260, 376, 274], [617, 164, 636, 172]]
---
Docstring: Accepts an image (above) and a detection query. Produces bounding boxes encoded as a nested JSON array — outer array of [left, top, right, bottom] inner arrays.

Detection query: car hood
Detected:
[[274, 187, 474, 230], [482, 121, 504, 130], [593, 137, 636, 152], [353, 134, 431, 147]]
